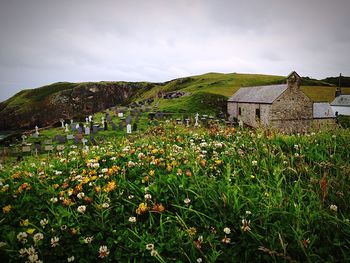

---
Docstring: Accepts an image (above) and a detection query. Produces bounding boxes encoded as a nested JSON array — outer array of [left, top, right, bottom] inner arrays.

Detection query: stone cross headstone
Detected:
[[88, 115, 93, 122], [76, 123, 80, 130], [195, 113, 199, 126], [21, 135, 27, 144], [70, 119, 73, 124], [60, 119, 65, 128], [84, 126, 90, 135], [85, 117, 89, 124], [35, 126, 39, 135], [238, 119, 243, 128], [127, 124, 132, 134], [65, 123, 69, 132]]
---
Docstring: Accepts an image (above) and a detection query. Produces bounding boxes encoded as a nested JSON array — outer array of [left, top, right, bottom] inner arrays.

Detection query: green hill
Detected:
[[1, 72, 350, 131]]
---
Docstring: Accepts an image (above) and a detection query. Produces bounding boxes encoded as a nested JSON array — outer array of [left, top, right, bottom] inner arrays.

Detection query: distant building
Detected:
[[227, 71, 335, 133], [331, 95, 350, 116]]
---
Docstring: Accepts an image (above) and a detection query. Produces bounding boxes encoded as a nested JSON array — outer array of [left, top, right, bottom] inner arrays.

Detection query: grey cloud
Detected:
[[0, 0, 350, 101]]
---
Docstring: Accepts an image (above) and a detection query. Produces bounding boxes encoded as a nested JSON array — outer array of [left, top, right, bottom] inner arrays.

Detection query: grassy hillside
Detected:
[[2, 72, 349, 120]]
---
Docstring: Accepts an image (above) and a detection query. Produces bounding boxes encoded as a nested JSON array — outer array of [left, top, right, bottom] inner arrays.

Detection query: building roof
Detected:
[[331, 95, 350, 106], [313, 102, 335, 118], [227, 84, 288, 104]]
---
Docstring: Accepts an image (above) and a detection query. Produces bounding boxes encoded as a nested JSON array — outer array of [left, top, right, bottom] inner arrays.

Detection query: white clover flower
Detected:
[[40, 218, 49, 228], [17, 232, 28, 243], [67, 256, 75, 262], [150, 249, 158, 257], [28, 253, 39, 262], [83, 236, 93, 244], [144, 194, 152, 200], [330, 204, 338, 212], [129, 217, 137, 223], [245, 210, 252, 215], [55, 171, 63, 176], [251, 160, 258, 166], [197, 258, 203, 263], [50, 197, 58, 203], [77, 205, 86, 214], [184, 198, 191, 205], [33, 233, 44, 242], [128, 195, 134, 199], [223, 227, 231, 235], [294, 144, 299, 150], [77, 192, 85, 199], [98, 245, 109, 258], [51, 236, 60, 247], [101, 168, 108, 173], [146, 243, 154, 250], [102, 203, 110, 208]]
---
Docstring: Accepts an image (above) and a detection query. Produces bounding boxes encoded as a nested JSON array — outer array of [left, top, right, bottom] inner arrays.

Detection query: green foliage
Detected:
[[0, 122, 350, 262], [24, 82, 78, 102]]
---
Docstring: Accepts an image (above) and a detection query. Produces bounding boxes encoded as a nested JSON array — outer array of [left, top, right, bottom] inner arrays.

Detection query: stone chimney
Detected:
[[287, 71, 301, 92], [335, 73, 342, 97]]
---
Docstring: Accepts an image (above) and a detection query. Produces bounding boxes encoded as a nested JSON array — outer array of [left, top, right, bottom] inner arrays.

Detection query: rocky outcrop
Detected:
[[0, 82, 154, 131]]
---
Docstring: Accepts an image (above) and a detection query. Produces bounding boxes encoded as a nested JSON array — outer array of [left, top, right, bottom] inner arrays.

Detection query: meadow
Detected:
[[0, 122, 350, 262]]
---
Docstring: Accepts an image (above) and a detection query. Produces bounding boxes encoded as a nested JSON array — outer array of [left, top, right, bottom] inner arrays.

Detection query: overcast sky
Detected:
[[0, 0, 349, 102]]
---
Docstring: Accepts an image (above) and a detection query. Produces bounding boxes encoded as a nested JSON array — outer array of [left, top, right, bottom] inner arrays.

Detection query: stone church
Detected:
[[227, 71, 334, 133]]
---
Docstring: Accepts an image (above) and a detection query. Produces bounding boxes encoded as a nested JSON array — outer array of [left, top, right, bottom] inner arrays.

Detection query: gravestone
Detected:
[[126, 116, 132, 125], [76, 123, 80, 130], [103, 120, 108, 130], [56, 135, 67, 144], [35, 126, 39, 135], [65, 124, 69, 132], [82, 138, 88, 146], [118, 112, 124, 118], [106, 113, 111, 122], [22, 145, 31, 153], [44, 139, 52, 145], [90, 135, 97, 146], [32, 133, 39, 138], [67, 134, 74, 140], [21, 135, 27, 145], [127, 124, 132, 134], [77, 126, 83, 134], [93, 125, 99, 134], [194, 113, 199, 127], [45, 145, 54, 151], [56, 145, 65, 151], [85, 117, 89, 124], [176, 118, 182, 125], [60, 119, 65, 128], [111, 122, 117, 131], [34, 142, 41, 152], [85, 126, 90, 135], [71, 123, 76, 131], [88, 115, 93, 122]]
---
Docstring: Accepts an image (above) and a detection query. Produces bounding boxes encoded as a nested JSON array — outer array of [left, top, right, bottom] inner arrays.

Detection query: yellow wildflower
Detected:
[[26, 228, 36, 235], [136, 203, 148, 215], [104, 181, 117, 193]]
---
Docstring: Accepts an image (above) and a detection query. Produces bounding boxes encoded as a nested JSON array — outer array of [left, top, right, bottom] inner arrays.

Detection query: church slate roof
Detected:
[[313, 102, 335, 118], [227, 84, 288, 104], [331, 95, 350, 106]]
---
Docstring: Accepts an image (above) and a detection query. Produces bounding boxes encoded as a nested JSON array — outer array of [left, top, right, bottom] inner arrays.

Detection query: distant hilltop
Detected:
[[0, 72, 348, 131]]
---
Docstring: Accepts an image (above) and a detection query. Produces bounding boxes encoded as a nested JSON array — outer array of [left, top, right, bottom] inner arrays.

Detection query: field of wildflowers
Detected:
[[0, 123, 350, 262]]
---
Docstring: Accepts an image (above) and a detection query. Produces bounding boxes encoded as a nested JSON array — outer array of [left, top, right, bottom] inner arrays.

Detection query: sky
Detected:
[[0, 0, 349, 102]]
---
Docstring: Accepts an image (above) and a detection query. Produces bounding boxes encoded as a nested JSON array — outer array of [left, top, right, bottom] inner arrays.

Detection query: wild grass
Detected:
[[0, 121, 350, 262]]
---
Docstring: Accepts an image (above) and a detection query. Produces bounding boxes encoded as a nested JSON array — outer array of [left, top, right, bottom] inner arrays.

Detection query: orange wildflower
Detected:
[[136, 203, 148, 215], [104, 181, 117, 193], [2, 205, 11, 213], [152, 203, 165, 213]]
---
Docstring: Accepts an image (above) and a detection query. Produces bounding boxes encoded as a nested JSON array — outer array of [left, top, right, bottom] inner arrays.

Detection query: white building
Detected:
[[331, 95, 350, 116]]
